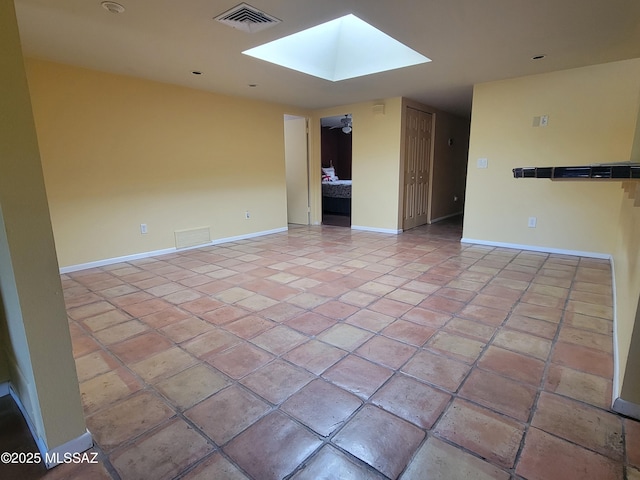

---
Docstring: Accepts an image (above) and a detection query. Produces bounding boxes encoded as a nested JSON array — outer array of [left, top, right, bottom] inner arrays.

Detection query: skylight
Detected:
[[242, 14, 431, 82]]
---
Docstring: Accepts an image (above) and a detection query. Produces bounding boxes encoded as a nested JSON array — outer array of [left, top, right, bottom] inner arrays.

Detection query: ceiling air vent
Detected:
[[215, 3, 281, 33]]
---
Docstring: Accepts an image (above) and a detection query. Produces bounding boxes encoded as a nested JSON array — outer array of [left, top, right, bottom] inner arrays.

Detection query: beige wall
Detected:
[[463, 59, 640, 253], [312, 98, 404, 230], [463, 58, 640, 401], [615, 98, 640, 403], [0, 298, 10, 385], [0, 0, 86, 449], [28, 59, 466, 261], [615, 191, 640, 402], [25, 59, 306, 268]]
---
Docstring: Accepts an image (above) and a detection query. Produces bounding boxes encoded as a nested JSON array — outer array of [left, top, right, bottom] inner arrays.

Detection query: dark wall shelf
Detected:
[[513, 164, 640, 180]]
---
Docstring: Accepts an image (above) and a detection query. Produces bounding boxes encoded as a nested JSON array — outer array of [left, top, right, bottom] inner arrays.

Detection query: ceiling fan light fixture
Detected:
[[342, 126, 352, 134], [101, 2, 125, 14]]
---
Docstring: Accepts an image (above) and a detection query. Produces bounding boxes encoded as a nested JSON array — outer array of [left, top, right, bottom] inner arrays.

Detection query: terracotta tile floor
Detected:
[[11, 217, 640, 478]]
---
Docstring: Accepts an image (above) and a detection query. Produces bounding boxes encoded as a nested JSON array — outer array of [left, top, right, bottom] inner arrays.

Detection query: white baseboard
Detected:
[[60, 227, 288, 274], [60, 247, 175, 273], [430, 212, 463, 223], [6, 384, 93, 468], [613, 397, 640, 421], [351, 225, 401, 234], [610, 258, 620, 402], [459, 238, 611, 260], [42, 430, 93, 469]]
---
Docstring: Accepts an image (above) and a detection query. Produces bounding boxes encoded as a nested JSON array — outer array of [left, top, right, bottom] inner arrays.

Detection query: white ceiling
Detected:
[[14, 0, 640, 118]]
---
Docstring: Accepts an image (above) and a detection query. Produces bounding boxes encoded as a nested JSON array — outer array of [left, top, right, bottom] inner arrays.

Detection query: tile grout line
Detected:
[[61, 221, 626, 480], [508, 252, 562, 477], [425, 249, 546, 478]]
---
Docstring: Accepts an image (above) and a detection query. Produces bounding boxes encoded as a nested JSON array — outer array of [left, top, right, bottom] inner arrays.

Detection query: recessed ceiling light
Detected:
[[532, 54, 546, 60], [242, 14, 431, 82], [101, 2, 125, 14]]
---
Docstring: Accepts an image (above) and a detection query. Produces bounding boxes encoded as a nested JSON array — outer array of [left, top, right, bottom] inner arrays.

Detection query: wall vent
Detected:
[[215, 3, 281, 33], [175, 227, 211, 249]]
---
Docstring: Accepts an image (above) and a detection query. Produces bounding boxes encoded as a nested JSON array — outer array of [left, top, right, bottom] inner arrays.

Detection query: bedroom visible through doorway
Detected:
[[320, 114, 352, 227]]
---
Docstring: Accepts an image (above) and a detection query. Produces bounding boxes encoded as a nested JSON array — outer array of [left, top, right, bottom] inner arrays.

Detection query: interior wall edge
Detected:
[[4, 384, 93, 468], [611, 256, 620, 400]]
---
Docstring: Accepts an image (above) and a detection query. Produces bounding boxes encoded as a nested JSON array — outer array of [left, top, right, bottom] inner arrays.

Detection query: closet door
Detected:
[[403, 107, 432, 230]]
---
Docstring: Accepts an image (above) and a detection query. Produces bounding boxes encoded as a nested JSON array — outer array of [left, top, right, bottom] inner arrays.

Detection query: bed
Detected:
[[322, 179, 352, 215]]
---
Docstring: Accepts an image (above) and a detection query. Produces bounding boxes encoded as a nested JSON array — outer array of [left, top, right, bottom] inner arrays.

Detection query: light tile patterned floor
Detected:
[[12, 218, 640, 479]]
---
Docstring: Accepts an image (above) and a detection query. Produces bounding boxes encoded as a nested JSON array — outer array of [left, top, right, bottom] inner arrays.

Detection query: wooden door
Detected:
[[403, 107, 432, 230]]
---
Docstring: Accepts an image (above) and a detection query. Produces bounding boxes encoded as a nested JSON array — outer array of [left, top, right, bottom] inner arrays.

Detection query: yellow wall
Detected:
[[616, 99, 640, 403], [0, 299, 9, 385], [464, 59, 640, 253], [312, 98, 404, 230], [615, 191, 640, 401], [25, 59, 306, 268], [28, 60, 467, 262], [0, 0, 86, 449], [463, 58, 640, 400]]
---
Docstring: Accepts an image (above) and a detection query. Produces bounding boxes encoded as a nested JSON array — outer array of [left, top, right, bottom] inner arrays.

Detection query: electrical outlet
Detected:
[[533, 115, 549, 127], [245, 211, 250, 219], [140, 223, 148, 234], [528, 217, 537, 228]]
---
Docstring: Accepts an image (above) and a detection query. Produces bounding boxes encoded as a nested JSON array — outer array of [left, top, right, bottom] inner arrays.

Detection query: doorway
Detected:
[[284, 115, 310, 225], [320, 114, 352, 227], [402, 107, 433, 230]]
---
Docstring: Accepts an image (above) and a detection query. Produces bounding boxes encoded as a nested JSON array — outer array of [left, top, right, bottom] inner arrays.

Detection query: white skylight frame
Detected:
[[242, 14, 431, 81]]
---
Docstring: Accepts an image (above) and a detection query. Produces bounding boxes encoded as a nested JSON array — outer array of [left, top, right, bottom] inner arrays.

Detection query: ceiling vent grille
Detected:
[[215, 3, 281, 33]]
